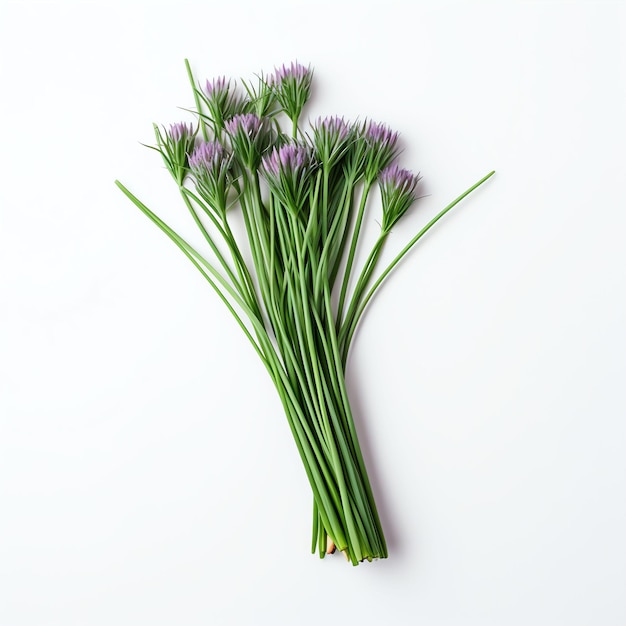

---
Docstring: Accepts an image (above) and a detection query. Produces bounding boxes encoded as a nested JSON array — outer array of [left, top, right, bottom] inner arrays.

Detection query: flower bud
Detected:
[[261, 142, 317, 211], [189, 140, 232, 214], [272, 62, 313, 126], [364, 121, 399, 182], [225, 113, 273, 170], [154, 122, 196, 185], [379, 163, 421, 232]]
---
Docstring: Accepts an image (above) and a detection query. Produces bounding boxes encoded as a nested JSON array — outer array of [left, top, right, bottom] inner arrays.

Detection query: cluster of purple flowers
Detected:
[[158, 62, 420, 224]]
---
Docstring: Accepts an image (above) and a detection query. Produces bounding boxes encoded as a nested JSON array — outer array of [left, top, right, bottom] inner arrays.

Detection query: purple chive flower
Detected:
[[225, 113, 261, 137], [312, 116, 352, 164], [189, 140, 226, 172], [204, 76, 229, 98], [261, 143, 316, 209], [168, 122, 194, 143], [157, 123, 196, 184], [189, 141, 231, 213], [272, 61, 313, 123], [273, 61, 311, 85], [262, 143, 311, 177], [202, 77, 247, 128], [379, 163, 421, 232], [363, 121, 400, 181], [365, 121, 399, 149], [316, 116, 350, 140], [225, 114, 271, 169], [379, 163, 419, 195]]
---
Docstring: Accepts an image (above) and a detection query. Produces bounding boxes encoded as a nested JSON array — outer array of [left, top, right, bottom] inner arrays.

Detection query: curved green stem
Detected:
[[341, 171, 496, 363], [181, 187, 262, 319], [184, 59, 208, 141], [179, 188, 245, 299], [337, 180, 372, 325], [115, 180, 268, 367]]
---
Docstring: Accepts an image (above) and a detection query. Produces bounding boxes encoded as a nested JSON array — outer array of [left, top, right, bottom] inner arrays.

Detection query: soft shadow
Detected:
[[344, 359, 401, 556]]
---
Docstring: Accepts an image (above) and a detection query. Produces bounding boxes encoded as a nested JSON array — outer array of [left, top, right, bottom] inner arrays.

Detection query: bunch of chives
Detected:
[[116, 60, 494, 565]]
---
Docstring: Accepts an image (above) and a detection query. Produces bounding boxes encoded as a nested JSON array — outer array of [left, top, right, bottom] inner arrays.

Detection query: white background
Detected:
[[1, 1, 625, 624]]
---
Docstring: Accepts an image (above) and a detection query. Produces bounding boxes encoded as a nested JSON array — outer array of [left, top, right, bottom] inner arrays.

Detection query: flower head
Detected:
[[153, 122, 196, 185], [317, 116, 350, 139], [379, 163, 421, 232], [201, 77, 248, 131], [365, 121, 398, 148], [189, 140, 232, 213], [168, 122, 195, 143], [262, 143, 310, 176], [204, 76, 228, 99], [225, 113, 273, 170], [189, 140, 226, 172], [225, 113, 261, 137], [363, 121, 399, 182], [272, 61, 313, 125], [273, 62, 311, 84], [311, 116, 353, 165], [261, 142, 317, 210]]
